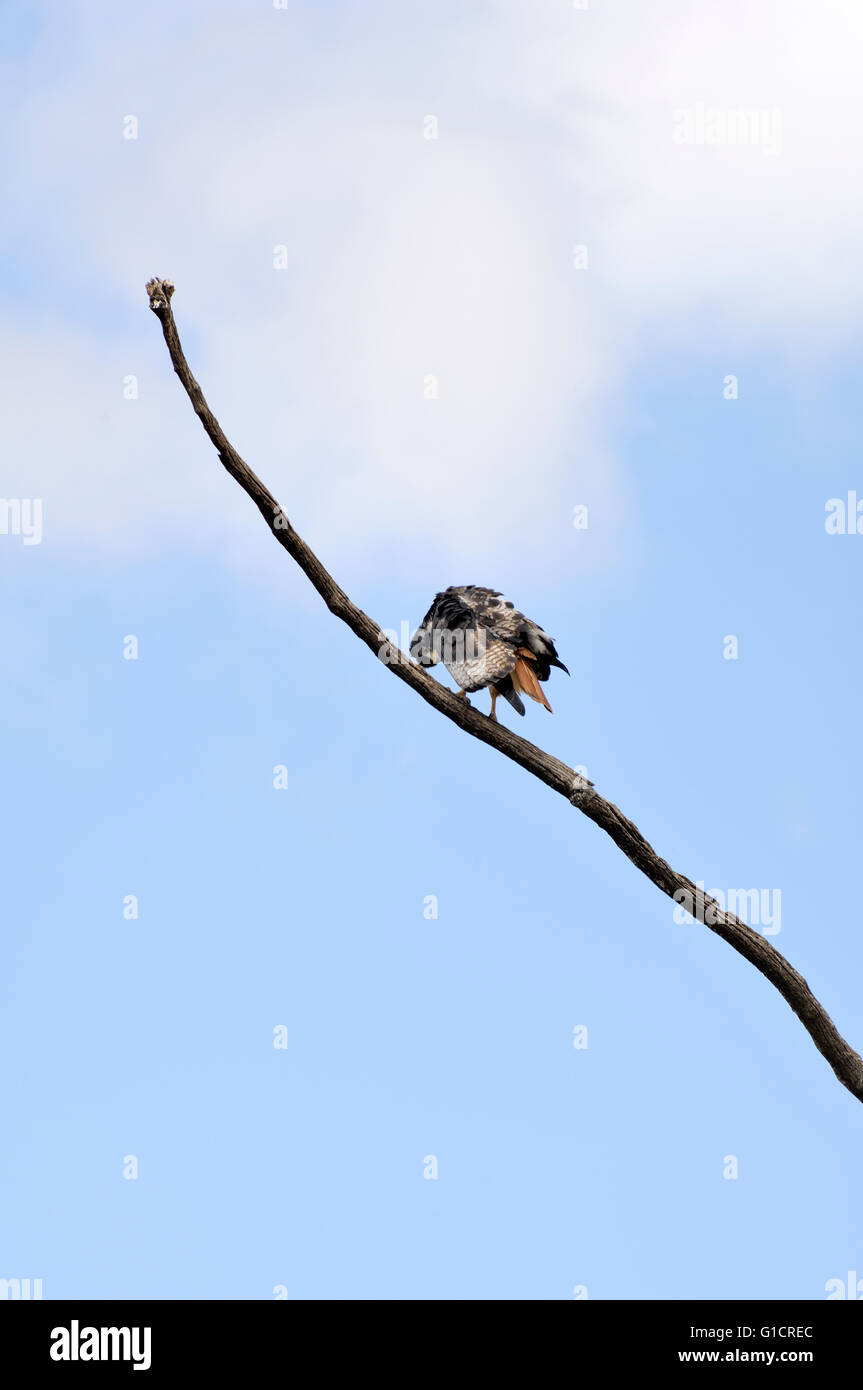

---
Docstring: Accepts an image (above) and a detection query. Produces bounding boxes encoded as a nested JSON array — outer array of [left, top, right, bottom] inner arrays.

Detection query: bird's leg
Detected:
[[488, 687, 498, 722], [453, 688, 469, 702]]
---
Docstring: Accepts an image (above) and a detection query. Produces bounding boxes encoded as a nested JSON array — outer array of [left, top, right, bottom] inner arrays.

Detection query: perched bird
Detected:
[[410, 585, 569, 721]]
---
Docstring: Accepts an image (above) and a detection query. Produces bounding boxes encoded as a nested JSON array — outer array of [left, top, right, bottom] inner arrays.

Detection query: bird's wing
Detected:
[[461, 589, 570, 682], [433, 587, 519, 689]]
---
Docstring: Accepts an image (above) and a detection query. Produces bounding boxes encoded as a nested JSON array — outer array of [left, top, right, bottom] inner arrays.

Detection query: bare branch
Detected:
[[145, 277, 863, 1105]]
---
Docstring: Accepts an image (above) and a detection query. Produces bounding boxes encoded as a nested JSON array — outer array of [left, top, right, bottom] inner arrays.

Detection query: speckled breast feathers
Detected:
[[410, 585, 569, 718]]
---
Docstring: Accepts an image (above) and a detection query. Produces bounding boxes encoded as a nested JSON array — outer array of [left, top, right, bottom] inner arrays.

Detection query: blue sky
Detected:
[[2, 0, 863, 1299]]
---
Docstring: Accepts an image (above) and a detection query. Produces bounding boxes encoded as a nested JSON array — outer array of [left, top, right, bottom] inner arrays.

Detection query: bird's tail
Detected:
[[498, 679, 526, 716], [511, 648, 553, 712]]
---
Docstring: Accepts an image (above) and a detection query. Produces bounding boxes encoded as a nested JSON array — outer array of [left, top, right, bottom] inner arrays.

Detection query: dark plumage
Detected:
[[410, 585, 569, 721]]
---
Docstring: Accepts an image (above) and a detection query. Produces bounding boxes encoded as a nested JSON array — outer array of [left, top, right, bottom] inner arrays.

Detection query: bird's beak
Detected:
[[410, 632, 435, 666]]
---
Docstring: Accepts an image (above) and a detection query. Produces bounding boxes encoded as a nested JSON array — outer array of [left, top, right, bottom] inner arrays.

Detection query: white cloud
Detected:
[[493, 0, 863, 330], [6, 0, 863, 586]]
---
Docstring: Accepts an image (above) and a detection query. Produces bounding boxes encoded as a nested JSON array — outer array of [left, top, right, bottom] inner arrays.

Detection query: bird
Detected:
[[410, 585, 569, 721]]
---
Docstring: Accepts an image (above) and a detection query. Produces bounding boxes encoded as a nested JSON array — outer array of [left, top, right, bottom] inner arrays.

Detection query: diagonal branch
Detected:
[[145, 276, 863, 1105]]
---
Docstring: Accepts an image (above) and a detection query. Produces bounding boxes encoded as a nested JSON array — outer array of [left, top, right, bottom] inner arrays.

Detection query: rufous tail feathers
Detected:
[[511, 648, 552, 712]]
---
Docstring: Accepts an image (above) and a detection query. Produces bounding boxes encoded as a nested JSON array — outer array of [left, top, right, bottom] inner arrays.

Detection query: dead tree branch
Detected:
[[145, 276, 863, 1105]]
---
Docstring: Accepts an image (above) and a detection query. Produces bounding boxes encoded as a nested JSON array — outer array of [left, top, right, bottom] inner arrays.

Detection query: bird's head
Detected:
[[409, 619, 441, 668], [410, 598, 444, 667]]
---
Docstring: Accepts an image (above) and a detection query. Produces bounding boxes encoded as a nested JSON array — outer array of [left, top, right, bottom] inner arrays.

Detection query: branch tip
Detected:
[[146, 277, 175, 313]]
